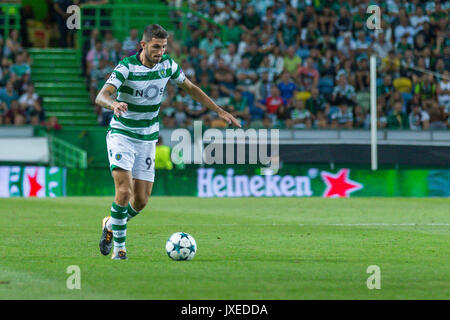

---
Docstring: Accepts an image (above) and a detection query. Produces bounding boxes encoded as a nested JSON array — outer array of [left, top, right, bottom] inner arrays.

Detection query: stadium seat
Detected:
[[318, 77, 334, 96], [295, 91, 311, 101], [296, 48, 310, 59], [393, 77, 413, 93]]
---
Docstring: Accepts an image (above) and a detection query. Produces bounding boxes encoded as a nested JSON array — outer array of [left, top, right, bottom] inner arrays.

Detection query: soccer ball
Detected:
[[165, 232, 197, 261]]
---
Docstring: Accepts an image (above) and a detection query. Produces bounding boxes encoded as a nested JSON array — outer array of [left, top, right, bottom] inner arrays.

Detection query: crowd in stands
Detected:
[[83, 27, 141, 124], [83, 0, 448, 130], [0, 28, 61, 130], [1, 0, 449, 131], [161, 0, 449, 130], [0, 29, 39, 126]]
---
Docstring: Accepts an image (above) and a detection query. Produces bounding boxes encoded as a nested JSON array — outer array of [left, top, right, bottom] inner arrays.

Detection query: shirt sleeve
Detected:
[[105, 62, 129, 89], [170, 59, 186, 84]]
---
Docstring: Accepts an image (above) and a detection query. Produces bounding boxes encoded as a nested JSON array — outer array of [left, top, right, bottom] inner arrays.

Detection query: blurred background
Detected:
[[0, 0, 448, 198]]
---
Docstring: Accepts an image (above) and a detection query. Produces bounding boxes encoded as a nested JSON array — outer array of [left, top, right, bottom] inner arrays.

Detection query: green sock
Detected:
[[127, 202, 140, 221], [111, 202, 127, 254]]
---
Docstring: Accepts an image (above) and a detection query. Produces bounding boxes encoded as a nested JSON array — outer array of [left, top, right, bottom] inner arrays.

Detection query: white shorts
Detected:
[[106, 131, 156, 182]]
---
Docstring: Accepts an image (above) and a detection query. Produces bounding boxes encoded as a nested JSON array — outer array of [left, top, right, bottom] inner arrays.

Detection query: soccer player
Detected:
[[95, 24, 240, 260]]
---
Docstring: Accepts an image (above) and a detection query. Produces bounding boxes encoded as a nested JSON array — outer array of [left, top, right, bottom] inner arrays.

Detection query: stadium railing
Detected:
[[47, 134, 88, 169], [0, 2, 21, 39]]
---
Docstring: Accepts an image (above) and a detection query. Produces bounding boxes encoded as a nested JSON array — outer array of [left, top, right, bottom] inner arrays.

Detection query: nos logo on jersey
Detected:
[[135, 85, 163, 99]]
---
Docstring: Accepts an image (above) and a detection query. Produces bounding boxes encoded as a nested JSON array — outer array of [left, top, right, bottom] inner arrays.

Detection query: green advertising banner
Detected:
[[0, 166, 66, 198], [65, 166, 450, 198], [2, 165, 447, 198], [195, 167, 449, 198]]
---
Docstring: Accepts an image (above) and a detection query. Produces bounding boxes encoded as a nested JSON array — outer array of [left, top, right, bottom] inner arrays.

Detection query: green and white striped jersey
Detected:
[[106, 50, 185, 141]]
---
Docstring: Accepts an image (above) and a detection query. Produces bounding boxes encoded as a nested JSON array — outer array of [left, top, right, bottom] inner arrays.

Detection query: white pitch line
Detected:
[[307, 223, 450, 226], [157, 223, 450, 227]]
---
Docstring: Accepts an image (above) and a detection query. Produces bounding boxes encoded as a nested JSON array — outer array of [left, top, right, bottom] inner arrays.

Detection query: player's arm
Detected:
[[95, 63, 130, 117], [178, 77, 241, 128], [95, 84, 128, 117]]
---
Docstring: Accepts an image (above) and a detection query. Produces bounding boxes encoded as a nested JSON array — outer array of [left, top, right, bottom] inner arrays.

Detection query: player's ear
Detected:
[[140, 40, 146, 49]]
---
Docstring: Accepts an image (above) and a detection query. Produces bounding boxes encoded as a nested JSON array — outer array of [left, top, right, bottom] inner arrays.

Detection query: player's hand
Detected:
[[112, 101, 128, 117], [219, 110, 241, 128]]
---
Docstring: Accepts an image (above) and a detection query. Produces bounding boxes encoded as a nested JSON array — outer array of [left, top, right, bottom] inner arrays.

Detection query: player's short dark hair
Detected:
[[143, 24, 169, 42]]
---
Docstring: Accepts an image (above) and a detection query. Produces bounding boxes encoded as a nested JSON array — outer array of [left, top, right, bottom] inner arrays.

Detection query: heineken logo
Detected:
[[0, 166, 66, 198], [198, 168, 313, 198], [197, 168, 364, 198], [321, 169, 363, 198], [26, 167, 43, 197]]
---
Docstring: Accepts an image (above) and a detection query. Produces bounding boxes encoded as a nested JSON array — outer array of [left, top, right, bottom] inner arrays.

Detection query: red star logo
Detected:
[[320, 169, 363, 198], [27, 169, 43, 197]]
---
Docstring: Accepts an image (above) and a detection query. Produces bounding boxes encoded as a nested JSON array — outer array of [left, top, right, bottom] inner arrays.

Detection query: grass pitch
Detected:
[[0, 197, 448, 299]]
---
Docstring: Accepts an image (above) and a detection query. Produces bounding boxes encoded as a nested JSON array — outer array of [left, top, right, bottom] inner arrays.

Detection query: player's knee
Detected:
[[133, 194, 148, 211], [116, 185, 132, 205]]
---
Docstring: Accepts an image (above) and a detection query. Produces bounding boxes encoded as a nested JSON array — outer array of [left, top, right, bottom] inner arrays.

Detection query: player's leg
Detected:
[[109, 168, 132, 260], [100, 168, 132, 258], [99, 132, 135, 259], [126, 139, 156, 221], [126, 179, 153, 221]]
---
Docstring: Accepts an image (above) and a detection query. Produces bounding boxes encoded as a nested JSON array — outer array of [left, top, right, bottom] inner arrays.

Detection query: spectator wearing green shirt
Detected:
[[332, 74, 356, 106], [10, 52, 31, 80], [236, 58, 258, 93], [306, 87, 329, 116], [199, 31, 222, 56], [0, 81, 19, 109], [396, 34, 413, 54], [277, 16, 299, 48], [351, 5, 368, 37], [242, 42, 265, 70], [318, 7, 336, 35], [414, 74, 437, 109], [388, 101, 409, 129], [286, 98, 312, 129], [0, 57, 12, 86], [168, 41, 187, 67], [283, 46, 302, 76], [240, 5, 261, 34], [155, 137, 173, 170], [330, 103, 354, 128], [303, 21, 322, 48], [224, 19, 243, 45], [229, 89, 250, 125], [3, 29, 22, 59], [377, 74, 394, 105]]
